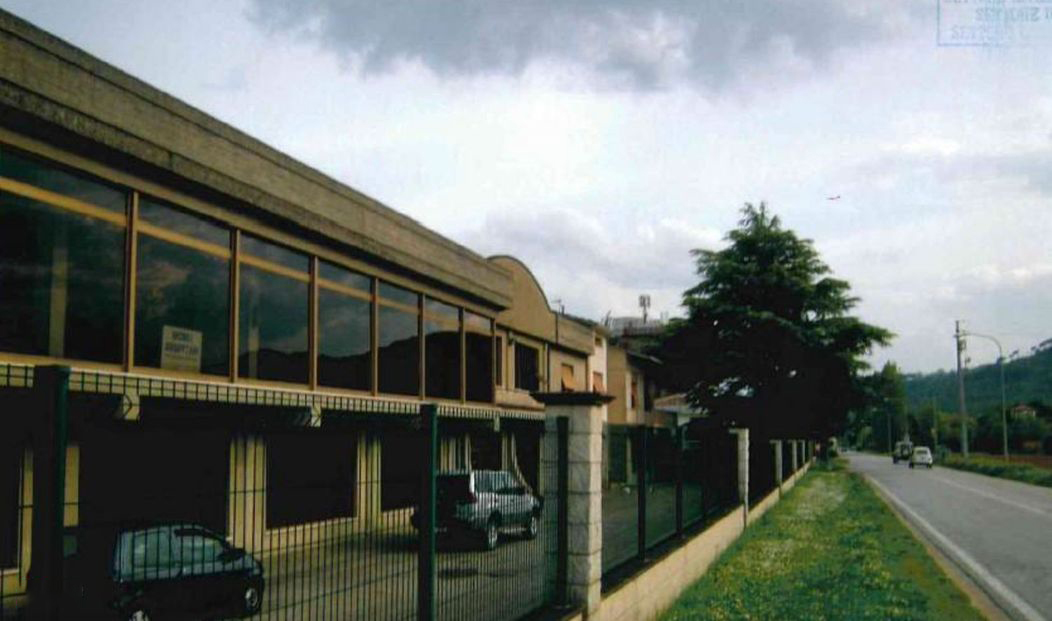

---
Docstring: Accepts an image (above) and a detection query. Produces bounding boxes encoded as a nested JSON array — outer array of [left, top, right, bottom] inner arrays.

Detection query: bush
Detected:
[[941, 455, 1052, 489]]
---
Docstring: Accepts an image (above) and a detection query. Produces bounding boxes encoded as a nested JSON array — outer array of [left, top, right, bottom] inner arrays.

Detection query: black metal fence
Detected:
[[600, 422, 740, 590], [0, 366, 562, 621]]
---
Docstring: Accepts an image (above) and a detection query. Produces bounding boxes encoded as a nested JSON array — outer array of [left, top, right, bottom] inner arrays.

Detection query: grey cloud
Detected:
[[248, 1, 918, 91]]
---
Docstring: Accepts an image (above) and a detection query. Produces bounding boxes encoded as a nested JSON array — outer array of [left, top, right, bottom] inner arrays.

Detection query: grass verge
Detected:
[[940, 454, 1052, 489], [661, 460, 985, 621]]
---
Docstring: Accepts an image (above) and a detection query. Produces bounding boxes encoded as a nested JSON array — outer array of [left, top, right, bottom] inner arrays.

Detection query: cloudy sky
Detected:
[[5, 0, 1051, 373]]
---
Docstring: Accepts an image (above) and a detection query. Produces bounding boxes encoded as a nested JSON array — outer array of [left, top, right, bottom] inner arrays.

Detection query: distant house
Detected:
[[1011, 404, 1037, 420]]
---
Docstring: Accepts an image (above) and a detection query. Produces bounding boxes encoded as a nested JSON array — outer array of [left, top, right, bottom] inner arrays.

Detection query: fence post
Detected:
[[791, 440, 799, 473], [532, 392, 611, 618], [773, 440, 783, 496], [29, 365, 69, 621], [636, 426, 648, 562], [417, 403, 438, 621], [556, 416, 569, 608], [729, 428, 749, 526], [675, 425, 684, 538]]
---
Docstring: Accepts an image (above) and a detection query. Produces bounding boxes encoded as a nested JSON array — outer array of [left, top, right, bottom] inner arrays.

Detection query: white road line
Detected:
[[867, 475, 1047, 621], [930, 472, 1051, 520]]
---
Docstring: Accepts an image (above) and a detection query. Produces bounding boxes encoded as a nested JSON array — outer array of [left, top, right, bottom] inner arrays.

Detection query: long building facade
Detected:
[[0, 9, 599, 613]]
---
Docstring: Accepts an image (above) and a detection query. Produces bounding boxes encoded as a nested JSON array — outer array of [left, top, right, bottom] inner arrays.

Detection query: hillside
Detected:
[[904, 345, 1052, 414]]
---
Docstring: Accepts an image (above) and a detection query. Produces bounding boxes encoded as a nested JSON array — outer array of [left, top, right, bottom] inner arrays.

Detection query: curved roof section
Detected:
[[489, 255, 555, 342], [489, 256, 594, 355]]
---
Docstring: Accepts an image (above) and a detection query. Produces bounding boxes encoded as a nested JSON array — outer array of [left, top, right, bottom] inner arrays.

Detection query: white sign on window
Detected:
[[160, 326, 202, 372]]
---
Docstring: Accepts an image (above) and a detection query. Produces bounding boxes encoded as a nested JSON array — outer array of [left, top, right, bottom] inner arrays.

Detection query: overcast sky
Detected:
[[5, 0, 1050, 373]]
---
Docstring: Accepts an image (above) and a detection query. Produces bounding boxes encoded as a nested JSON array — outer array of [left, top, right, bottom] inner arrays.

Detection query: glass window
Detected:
[[1, 148, 125, 214], [174, 530, 227, 574], [378, 304, 419, 396], [241, 234, 309, 272], [514, 342, 540, 392], [135, 234, 230, 376], [0, 192, 125, 363], [238, 264, 309, 383], [139, 197, 229, 247], [381, 433, 421, 511], [561, 363, 576, 392], [0, 441, 20, 569], [378, 282, 417, 307], [319, 261, 371, 292], [495, 336, 504, 387], [317, 288, 372, 391], [425, 299, 460, 400], [124, 529, 173, 571], [266, 432, 356, 528], [465, 312, 493, 403]]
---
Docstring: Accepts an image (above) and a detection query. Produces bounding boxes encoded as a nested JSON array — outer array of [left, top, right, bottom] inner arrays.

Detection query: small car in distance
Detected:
[[892, 440, 913, 464], [59, 523, 264, 620], [412, 470, 542, 550], [909, 446, 934, 469]]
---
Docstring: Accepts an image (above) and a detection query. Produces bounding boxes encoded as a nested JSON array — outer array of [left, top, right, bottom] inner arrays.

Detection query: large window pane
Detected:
[[425, 299, 460, 400], [238, 264, 309, 383], [135, 235, 230, 375], [1, 148, 126, 214], [139, 197, 228, 247], [381, 432, 420, 511], [465, 312, 492, 403], [0, 192, 125, 362], [378, 282, 417, 307], [318, 289, 371, 391], [241, 234, 309, 272], [0, 440, 20, 569], [514, 342, 540, 392], [319, 261, 370, 292], [378, 305, 419, 396], [266, 432, 356, 528]]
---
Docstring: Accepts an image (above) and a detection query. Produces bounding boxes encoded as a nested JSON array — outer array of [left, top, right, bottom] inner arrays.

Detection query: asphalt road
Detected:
[[848, 452, 1052, 621]]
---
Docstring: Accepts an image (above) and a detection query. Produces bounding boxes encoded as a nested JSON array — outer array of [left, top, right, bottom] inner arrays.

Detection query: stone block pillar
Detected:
[[533, 392, 612, 618], [729, 428, 749, 523], [773, 440, 783, 494]]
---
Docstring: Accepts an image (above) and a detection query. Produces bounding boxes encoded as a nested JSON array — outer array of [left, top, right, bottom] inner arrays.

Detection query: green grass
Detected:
[[941, 454, 1052, 489], [661, 461, 984, 621]]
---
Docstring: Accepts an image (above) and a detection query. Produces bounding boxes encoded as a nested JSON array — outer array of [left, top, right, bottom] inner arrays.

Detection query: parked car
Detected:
[[412, 470, 542, 550], [892, 440, 913, 464], [909, 446, 934, 469], [56, 523, 264, 620]]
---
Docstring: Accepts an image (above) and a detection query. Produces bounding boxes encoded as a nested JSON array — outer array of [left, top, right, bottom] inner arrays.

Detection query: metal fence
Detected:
[[0, 365, 563, 621], [600, 422, 740, 590]]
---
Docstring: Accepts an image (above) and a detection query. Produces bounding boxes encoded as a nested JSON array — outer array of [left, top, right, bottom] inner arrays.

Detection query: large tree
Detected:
[[657, 203, 891, 439]]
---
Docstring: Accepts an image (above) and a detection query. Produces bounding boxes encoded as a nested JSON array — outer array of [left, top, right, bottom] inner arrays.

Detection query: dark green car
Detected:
[[60, 524, 264, 620]]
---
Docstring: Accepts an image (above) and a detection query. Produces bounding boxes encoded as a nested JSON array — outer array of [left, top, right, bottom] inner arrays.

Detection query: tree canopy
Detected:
[[656, 203, 891, 438]]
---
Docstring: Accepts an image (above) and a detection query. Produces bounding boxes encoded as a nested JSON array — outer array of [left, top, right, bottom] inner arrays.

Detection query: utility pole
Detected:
[[955, 320, 969, 457], [931, 395, 938, 449]]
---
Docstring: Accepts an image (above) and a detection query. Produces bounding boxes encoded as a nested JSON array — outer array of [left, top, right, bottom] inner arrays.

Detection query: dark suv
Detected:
[[413, 470, 542, 550], [58, 523, 264, 620]]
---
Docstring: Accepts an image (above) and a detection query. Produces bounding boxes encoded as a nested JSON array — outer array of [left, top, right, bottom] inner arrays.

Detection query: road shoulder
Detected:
[[860, 473, 1011, 621]]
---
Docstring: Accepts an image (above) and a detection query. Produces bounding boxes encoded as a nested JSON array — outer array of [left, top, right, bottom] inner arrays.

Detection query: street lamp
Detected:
[[962, 330, 1008, 462]]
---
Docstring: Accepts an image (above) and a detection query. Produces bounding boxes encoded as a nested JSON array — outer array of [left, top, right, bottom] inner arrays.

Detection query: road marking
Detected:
[[930, 472, 1051, 519], [867, 475, 1047, 621]]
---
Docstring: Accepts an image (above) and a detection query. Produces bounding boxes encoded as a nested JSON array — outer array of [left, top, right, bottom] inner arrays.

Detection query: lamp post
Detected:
[[962, 330, 1008, 462]]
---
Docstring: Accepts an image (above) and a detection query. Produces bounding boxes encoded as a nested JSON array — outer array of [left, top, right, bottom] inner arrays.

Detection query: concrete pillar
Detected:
[[773, 440, 783, 495], [730, 428, 749, 523], [534, 392, 612, 618], [791, 440, 799, 472]]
